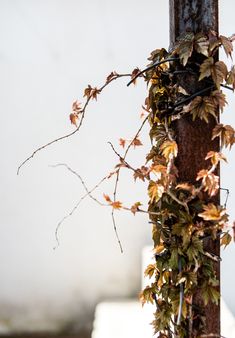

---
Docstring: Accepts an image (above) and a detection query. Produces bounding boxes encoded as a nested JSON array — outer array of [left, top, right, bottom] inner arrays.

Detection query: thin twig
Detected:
[[111, 211, 123, 253], [108, 116, 148, 253], [53, 175, 107, 250], [50, 163, 104, 206], [17, 73, 132, 175]]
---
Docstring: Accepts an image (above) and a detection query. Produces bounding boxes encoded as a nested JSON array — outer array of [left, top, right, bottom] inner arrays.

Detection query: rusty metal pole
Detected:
[[169, 0, 220, 336]]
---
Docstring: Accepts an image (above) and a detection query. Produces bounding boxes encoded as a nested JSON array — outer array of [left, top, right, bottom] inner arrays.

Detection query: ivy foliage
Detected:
[[139, 31, 235, 337]]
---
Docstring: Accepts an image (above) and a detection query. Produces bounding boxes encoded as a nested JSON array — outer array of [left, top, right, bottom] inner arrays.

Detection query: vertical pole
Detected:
[[169, 0, 220, 336]]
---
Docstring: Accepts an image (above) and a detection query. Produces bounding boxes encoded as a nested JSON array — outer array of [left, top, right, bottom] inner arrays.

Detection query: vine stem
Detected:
[[17, 73, 132, 175]]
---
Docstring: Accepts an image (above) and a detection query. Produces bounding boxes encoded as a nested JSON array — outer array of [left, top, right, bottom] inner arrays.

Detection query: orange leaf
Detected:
[[111, 201, 122, 210], [198, 203, 226, 221], [69, 113, 78, 127], [130, 202, 142, 215], [119, 138, 126, 148], [131, 137, 143, 148], [205, 151, 227, 165], [160, 140, 178, 160], [103, 194, 112, 203]]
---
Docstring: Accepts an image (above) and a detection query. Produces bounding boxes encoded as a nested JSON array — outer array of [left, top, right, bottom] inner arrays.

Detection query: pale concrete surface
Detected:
[[91, 299, 235, 338]]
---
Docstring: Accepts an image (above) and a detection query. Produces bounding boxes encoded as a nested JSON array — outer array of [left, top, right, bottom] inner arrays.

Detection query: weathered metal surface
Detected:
[[169, 0, 220, 336]]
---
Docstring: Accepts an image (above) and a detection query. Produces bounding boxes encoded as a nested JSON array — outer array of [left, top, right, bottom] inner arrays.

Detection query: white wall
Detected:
[[0, 0, 234, 333]]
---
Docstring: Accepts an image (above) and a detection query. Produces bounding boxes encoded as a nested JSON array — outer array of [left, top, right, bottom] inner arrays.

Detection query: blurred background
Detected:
[[0, 0, 235, 336]]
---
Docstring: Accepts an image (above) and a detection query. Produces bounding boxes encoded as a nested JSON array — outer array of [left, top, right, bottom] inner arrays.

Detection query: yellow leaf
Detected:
[[205, 151, 227, 166], [160, 140, 178, 160], [198, 203, 226, 221], [148, 180, 164, 203], [221, 232, 232, 248]]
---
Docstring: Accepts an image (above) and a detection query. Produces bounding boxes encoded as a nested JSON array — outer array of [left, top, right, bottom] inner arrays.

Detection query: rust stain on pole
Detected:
[[169, 0, 220, 336]]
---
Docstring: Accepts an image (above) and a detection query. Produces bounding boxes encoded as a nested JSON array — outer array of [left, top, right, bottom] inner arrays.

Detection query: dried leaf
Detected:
[[198, 203, 226, 221], [83, 85, 101, 100], [226, 65, 235, 90], [220, 35, 233, 58], [175, 33, 194, 66], [111, 201, 122, 209], [205, 151, 227, 166], [194, 33, 209, 56], [103, 194, 112, 203], [160, 140, 178, 160], [199, 57, 228, 88], [210, 90, 227, 112], [196, 169, 219, 196], [183, 96, 217, 122], [119, 138, 126, 148], [131, 137, 143, 148], [69, 112, 79, 127], [144, 264, 156, 278], [72, 100, 82, 113], [130, 202, 142, 215], [212, 123, 235, 148], [133, 166, 149, 182], [221, 232, 232, 248], [131, 68, 141, 85], [106, 71, 118, 83], [148, 180, 164, 203]]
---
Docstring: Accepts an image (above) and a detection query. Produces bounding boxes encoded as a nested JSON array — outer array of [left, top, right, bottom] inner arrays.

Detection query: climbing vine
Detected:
[[18, 31, 235, 337]]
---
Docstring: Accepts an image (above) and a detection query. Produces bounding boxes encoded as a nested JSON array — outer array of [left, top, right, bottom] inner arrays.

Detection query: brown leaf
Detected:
[[212, 124, 235, 148], [119, 138, 126, 148], [83, 85, 101, 100], [183, 96, 217, 122], [199, 57, 228, 88], [131, 68, 141, 85], [69, 112, 78, 127], [175, 32, 194, 66], [131, 137, 143, 148], [210, 90, 227, 112], [220, 35, 233, 58], [133, 166, 149, 182], [83, 85, 93, 98], [194, 33, 209, 56], [226, 65, 235, 90], [106, 71, 118, 83], [72, 100, 82, 113], [130, 202, 142, 215]]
